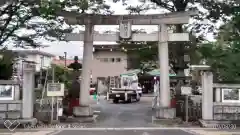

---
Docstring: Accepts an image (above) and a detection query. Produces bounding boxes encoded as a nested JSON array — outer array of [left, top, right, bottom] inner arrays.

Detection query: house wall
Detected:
[[91, 50, 127, 83], [15, 54, 53, 76]]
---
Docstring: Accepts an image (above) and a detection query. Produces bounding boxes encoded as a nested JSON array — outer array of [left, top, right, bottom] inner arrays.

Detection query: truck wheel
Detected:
[[127, 98, 132, 103], [113, 99, 119, 103]]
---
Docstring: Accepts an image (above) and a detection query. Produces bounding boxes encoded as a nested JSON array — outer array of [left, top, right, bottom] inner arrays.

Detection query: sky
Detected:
[[13, 0, 218, 59]]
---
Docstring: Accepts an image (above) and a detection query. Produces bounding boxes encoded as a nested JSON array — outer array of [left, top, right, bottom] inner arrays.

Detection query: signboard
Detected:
[[181, 86, 192, 95], [222, 88, 240, 103], [119, 21, 132, 39], [47, 83, 64, 97], [0, 85, 14, 100]]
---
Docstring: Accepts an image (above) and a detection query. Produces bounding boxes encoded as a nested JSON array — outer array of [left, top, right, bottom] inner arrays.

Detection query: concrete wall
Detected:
[[91, 51, 127, 83]]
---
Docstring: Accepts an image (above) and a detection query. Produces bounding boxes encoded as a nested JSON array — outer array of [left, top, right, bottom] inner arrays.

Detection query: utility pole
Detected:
[[64, 52, 67, 67], [39, 56, 44, 88]]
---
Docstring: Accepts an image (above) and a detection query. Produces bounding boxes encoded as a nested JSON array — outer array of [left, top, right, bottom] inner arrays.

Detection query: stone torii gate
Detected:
[[59, 10, 197, 118]]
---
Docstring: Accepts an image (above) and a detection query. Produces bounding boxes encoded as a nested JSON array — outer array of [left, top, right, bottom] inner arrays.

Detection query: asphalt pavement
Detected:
[[1, 95, 240, 134], [90, 96, 156, 127]]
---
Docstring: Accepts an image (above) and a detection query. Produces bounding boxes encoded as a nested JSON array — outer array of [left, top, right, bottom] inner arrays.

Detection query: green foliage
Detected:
[[53, 64, 79, 89], [198, 7, 240, 82], [0, 0, 112, 48], [120, 41, 158, 71], [114, 0, 238, 74], [0, 0, 73, 48], [35, 64, 74, 89], [0, 50, 15, 80]]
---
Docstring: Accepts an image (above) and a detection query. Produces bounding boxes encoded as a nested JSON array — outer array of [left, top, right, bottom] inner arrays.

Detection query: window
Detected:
[[99, 58, 109, 62], [110, 58, 115, 62], [103, 58, 108, 62], [99, 58, 104, 62], [116, 58, 121, 62]]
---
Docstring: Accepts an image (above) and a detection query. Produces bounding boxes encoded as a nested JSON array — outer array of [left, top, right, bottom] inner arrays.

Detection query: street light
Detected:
[[64, 52, 67, 67]]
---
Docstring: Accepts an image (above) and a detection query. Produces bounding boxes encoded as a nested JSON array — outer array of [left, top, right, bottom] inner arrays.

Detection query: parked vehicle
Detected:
[[108, 88, 140, 103], [107, 72, 141, 103], [137, 84, 143, 97]]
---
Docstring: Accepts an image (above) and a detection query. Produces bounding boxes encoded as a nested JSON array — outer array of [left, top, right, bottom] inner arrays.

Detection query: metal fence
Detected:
[[176, 97, 202, 121]]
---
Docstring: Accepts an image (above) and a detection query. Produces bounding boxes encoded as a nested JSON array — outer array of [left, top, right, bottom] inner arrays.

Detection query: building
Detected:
[[52, 57, 82, 67], [91, 44, 127, 83], [13, 50, 55, 73]]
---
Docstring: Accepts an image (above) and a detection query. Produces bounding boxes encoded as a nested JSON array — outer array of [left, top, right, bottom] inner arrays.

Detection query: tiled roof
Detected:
[[12, 50, 55, 57], [52, 59, 82, 66]]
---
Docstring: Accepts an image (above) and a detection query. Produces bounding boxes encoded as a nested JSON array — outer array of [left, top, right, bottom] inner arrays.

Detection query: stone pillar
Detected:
[[215, 88, 221, 102], [73, 20, 94, 117], [158, 24, 170, 107], [155, 24, 176, 119], [201, 71, 213, 120], [22, 62, 35, 119]]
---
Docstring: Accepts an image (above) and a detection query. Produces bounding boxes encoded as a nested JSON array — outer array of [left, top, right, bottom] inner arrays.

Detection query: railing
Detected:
[[176, 96, 202, 121], [212, 83, 240, 120], [0, 100, 22, 120], [213, 103, 240, 120]]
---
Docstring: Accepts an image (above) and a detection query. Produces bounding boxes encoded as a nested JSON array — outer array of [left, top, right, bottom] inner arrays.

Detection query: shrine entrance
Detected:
[[57, 10, 197, 122]]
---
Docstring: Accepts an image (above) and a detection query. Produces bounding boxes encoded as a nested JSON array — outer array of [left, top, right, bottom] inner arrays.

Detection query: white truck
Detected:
[[107, 73, 142, 103]]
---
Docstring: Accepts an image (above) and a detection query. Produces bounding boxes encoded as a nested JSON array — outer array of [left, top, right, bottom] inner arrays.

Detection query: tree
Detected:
[[0, 0, 112, 78], [0, 0, 113, 49], [114, 0, 238, 75], [120, 41, 158, 71], [0, 49, 16, 80], [0, 0, 74, 48], [198, 6, 240, 82]]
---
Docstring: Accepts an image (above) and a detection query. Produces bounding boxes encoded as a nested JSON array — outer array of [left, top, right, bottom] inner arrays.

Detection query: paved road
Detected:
[[1, 128, 240, 135], [1, 96, 240, 134], [90, 96, 156, 127]]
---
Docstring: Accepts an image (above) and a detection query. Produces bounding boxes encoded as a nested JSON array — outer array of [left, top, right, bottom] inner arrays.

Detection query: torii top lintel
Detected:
[[57, 10, 198, 25]]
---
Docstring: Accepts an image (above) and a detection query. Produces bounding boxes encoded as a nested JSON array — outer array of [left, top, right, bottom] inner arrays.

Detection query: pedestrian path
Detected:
[[1, 128, 240, 135], [0, 131, 56, 135], [183, 129, 240, 135]]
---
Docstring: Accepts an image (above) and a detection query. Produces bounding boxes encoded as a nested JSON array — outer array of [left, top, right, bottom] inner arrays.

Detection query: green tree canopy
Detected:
[[198, 7, 240, 82], [0, 0, 112, 79], [114, 0, 238, 74], [0, 0, 113, 49]]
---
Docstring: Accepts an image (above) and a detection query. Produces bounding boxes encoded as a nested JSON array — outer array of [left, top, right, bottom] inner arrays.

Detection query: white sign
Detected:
[[0, 85, 14, 100], [119, 21, 132, 39], [47, 83, 64, 97], [181, 86, 192, 95], [222, 88, 240, 103]]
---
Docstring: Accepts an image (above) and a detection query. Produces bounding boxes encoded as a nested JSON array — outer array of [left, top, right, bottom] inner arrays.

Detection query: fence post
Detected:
[[185, 95, 188, 122], [201, 71, 213, 120]]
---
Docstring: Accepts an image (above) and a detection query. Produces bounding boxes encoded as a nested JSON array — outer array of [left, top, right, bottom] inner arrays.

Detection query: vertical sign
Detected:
[[119, 21, 132, 39]]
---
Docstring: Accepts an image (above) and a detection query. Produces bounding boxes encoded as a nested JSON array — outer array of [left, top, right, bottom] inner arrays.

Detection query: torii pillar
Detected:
[[73, 20, 94, 117], [158, 24, 170, 108]]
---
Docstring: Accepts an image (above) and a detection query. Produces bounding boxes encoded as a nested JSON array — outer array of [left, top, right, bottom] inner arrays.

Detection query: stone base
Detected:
[[152, 116, 182, 126], [199, 119, 240, 128], [156, 107, 176, 119], [34, 109, 59, 124], [73, 106, 93, 117]]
